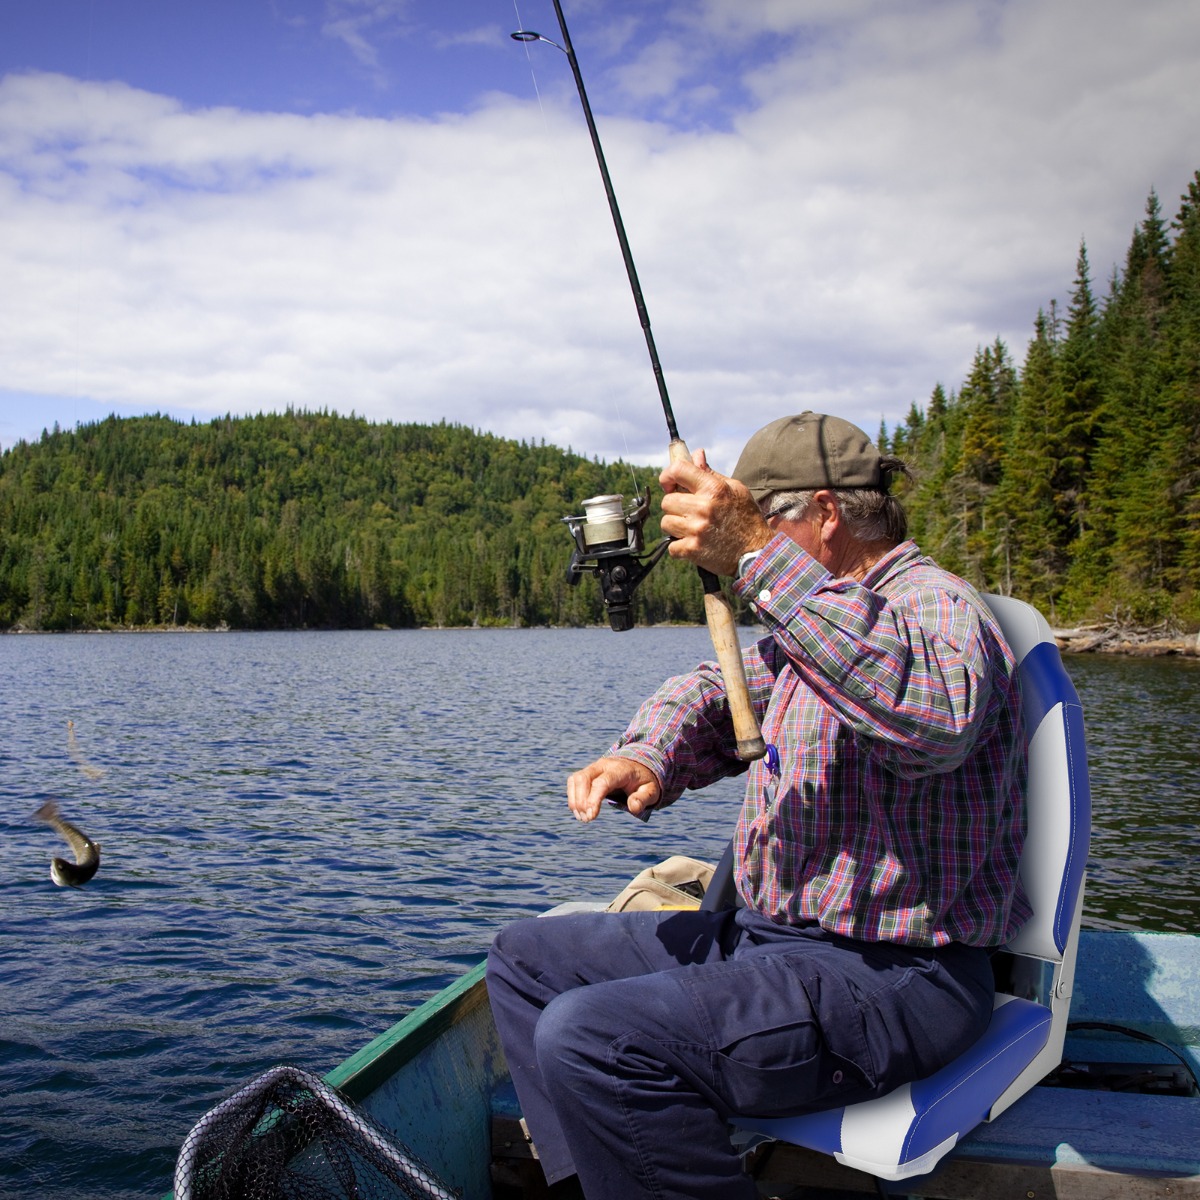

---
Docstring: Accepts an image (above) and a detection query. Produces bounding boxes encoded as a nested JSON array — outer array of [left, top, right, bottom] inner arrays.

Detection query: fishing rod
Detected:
[[512, 2, 766, 762]]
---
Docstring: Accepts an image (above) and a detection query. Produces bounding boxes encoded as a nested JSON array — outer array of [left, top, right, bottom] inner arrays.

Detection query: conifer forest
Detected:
[[883, 174, 1200, 629], [2, 171, 1198, 633]]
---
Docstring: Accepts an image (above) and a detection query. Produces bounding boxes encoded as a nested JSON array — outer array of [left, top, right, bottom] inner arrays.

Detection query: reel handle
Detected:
[[668, 438, 767, 762]]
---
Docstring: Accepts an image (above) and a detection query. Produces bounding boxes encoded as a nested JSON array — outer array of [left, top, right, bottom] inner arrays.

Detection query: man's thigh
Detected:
[[539, 925, 991, 1119], [492, 906, 744, 993], [540, 937, 872, 1118]]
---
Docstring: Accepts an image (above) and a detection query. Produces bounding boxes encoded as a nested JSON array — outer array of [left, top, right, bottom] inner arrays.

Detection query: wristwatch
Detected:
[[737, 550, 759, 579]]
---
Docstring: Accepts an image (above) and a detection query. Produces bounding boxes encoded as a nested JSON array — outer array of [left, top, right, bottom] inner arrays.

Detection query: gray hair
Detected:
[[765, 457, 911, 544]]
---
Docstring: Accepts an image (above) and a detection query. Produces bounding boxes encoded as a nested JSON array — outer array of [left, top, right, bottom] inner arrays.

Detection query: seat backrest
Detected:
[[980, 593, 1091, 1115], [985, 594, 1090, 963]]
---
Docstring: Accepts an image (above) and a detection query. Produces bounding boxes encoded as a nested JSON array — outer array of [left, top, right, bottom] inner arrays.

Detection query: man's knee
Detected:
[[535, 985, 618, 1085], [490, 916, 540, 957], [487, 917, 546, 981]]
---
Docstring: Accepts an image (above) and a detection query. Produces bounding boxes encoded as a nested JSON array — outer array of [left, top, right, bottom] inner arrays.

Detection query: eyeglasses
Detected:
[[763, 497, 818, 524]]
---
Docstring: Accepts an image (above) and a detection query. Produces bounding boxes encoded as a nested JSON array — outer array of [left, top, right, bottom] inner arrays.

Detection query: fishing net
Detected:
[[173, 1065, 460, 1200]]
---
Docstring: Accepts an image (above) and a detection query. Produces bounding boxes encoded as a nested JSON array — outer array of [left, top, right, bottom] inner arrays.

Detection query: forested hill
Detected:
[[884, 170, 1200, 631], [0, 413, 705, 630]]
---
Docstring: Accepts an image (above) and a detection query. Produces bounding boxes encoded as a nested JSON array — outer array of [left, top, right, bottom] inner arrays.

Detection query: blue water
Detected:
[[0, 630, 1197, 1200]]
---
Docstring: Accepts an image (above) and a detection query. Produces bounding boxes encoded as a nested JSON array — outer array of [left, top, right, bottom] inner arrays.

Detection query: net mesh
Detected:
[[174, 1065, 461, 1200]]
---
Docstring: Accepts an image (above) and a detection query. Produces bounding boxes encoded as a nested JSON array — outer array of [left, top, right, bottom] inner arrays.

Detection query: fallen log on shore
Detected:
[[1051, 623, 1200, 656]]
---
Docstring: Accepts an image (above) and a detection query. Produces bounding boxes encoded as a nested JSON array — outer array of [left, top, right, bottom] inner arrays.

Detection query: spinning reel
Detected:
[[563, 493, 670, 632]]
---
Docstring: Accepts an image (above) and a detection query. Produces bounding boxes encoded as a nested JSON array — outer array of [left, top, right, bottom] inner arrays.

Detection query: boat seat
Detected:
[[724, 593, 1092, 1183]]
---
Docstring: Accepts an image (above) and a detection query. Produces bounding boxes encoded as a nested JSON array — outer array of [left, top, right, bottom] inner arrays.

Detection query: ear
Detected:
[[810, 489, 841, 540]]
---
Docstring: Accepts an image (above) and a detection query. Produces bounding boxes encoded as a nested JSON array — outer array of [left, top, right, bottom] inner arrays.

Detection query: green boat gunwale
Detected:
[[325, 961, 489, 1104]]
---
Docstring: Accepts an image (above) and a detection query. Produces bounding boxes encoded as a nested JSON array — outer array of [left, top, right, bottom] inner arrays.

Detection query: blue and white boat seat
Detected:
[[727, 593, 1092, 1182]]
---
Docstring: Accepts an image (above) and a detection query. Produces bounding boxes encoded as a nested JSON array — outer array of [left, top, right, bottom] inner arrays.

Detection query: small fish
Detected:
[[34, 800, 101, 888]]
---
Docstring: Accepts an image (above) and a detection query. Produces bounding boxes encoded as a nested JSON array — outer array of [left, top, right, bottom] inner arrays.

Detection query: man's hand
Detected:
[[567, 756, 662, 823], [659, 449, 771, 576]]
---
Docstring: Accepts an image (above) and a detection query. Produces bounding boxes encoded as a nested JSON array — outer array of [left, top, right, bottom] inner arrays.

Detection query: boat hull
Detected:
[[327, 962, 503, 1199]]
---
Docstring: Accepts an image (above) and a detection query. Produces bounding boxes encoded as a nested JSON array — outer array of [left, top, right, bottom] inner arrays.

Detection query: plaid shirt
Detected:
[[611, 535, 1031, 948]]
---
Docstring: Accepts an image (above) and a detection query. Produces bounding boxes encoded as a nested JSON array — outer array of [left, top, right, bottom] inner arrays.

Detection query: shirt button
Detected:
[[757, 589, 772, 604], [832, 1070, 844, 1084]]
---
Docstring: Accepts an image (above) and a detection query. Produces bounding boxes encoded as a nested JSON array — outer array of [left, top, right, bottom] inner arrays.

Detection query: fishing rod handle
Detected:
[[668, 438, 768, 762]]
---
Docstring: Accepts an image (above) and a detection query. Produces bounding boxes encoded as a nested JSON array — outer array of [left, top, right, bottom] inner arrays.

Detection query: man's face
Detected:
[[758, 492, 835, 566], [765, 500, 825, 562]]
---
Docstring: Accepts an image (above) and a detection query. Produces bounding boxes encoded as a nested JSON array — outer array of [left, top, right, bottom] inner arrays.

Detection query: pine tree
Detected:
[[1083, 189, 1177, 619], [990, 312, 1061, 608], [1055, 243, 1101, 545], [955, 341, 1019, 584], [1162, 170, 1200, 619]]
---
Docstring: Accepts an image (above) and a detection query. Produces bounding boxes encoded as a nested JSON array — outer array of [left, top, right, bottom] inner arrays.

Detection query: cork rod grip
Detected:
[[669, 438, 767, 761]]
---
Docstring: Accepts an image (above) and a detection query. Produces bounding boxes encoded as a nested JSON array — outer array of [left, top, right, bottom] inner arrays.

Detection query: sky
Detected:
[[3, 0, 1200, 471]]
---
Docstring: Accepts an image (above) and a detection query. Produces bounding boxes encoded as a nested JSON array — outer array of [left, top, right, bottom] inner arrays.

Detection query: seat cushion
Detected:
[[733, 995, 1054, 1180]]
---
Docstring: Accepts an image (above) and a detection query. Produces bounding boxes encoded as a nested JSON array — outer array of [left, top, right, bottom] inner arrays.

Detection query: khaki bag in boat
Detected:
[[605, 855, 717, 912]]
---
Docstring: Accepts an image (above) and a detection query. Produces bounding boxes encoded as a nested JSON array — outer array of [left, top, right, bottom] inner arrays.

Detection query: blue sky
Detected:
[[3, 0, 1200, 469], [3, 1, 529, 117]]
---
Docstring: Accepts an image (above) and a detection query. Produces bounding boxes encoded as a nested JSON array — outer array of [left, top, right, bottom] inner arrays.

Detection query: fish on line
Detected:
[[34, 800, 101, 888]]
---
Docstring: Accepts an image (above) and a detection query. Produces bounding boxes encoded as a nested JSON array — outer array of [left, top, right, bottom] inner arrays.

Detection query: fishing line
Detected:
[[67, 0, 100, 431], [511, 0, 641, 480], [511, 0, 548, 120], [609, 386, 641, 494]]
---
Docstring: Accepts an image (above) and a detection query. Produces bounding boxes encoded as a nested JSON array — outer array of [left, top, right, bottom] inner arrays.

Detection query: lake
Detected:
[[1, 627, 1197, 1200]]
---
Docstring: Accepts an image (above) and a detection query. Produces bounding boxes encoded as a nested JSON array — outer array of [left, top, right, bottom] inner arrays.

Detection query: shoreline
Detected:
[[4, 622, 1199, 657], [1052, 628, 1200, 658]]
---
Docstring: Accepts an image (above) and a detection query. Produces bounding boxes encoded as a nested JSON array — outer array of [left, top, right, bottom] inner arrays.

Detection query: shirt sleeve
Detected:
[[732, 533, 1001, 776], [607, 648, 773, 804]]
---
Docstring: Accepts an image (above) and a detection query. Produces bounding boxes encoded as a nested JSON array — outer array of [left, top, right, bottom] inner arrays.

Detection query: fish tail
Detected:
[[34, 800, 60, 823]]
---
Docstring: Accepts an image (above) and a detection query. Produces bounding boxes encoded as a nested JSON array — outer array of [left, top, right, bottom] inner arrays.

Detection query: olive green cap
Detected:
[[732, 412, 883, 502]]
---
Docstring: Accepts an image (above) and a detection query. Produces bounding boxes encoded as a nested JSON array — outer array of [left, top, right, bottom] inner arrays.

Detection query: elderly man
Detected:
[[486, 412, 1029, 1200]]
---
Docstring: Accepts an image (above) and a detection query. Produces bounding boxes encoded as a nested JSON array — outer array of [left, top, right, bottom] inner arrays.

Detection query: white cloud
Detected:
[[3, 0, 1200, 472]]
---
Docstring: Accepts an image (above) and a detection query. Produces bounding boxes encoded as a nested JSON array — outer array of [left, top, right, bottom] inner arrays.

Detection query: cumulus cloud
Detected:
[[2, 0, 1199, 469]]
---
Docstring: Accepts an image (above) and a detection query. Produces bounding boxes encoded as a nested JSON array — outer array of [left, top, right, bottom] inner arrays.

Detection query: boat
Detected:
[[167, 596, 1200, 1199]]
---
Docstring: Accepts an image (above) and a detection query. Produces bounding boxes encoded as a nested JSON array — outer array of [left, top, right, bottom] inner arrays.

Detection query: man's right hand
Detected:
[[566, 756, 662, 823], [659, 449, 771, 577]]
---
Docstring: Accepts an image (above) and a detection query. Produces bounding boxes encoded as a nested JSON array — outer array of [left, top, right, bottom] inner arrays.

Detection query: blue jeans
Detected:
[[485, 907, 993, 1200]]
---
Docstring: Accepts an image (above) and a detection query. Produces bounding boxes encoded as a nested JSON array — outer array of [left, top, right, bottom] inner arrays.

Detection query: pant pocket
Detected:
[[689, 957, 879, 1118], [711, 1024, 876, 1117]]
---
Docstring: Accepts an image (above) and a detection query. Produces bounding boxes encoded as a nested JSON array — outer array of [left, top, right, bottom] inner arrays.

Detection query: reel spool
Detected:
[[563, 492, 669, 631]]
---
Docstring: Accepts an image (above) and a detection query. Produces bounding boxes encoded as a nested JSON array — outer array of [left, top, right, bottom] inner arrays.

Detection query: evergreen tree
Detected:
[[990, 312, 1061, 608], [953, 341, 1019, 584], [1073, 189, 1176, 619], [903, 382, 966, 575], [1055, 243, 1101, 545], [1162, 170, 1200, 618]]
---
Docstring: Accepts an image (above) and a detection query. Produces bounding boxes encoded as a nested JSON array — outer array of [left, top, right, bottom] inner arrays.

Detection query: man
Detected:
[[486, 412, 1030, 1200]]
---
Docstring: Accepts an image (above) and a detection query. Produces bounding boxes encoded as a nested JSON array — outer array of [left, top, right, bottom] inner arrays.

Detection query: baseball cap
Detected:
[[731, 412, 884, 501]]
